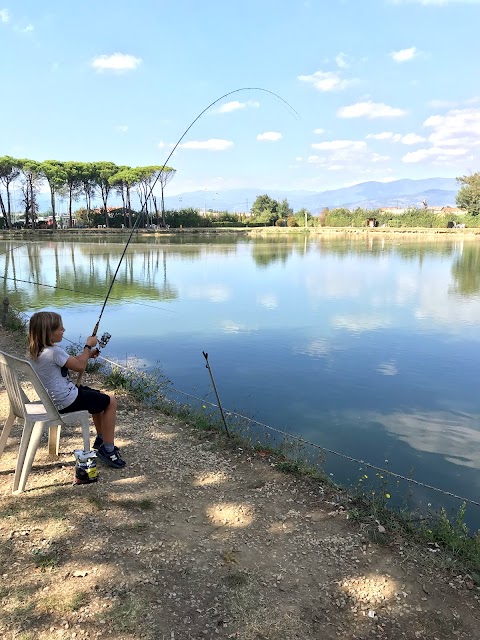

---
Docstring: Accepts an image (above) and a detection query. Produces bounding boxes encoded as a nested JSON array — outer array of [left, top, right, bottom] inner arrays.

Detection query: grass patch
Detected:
[[2, 588, 36, 626], [86, 494, 104, 510], [38, 590, 89, 613], [33, 550, 58, 572], [101, 361, 170, 405], [114, 497, 155, 511], [0, 500, 24, 517], [102, 595, 149, 634], [224, 571, 249, 589]]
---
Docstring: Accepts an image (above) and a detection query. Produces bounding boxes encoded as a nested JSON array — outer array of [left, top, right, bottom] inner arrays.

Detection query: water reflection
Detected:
[[451, 244, 480, 295]]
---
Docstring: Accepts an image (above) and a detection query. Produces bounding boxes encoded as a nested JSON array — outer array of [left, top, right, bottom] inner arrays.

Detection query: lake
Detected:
[[1, 233, 480, 527]]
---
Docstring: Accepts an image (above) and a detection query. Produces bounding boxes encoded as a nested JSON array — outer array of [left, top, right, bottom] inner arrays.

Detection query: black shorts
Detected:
[[60, 385, 110, 415]]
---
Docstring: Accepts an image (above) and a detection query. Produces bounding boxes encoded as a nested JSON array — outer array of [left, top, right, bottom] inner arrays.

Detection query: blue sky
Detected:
[[1, 0, 480, 196]]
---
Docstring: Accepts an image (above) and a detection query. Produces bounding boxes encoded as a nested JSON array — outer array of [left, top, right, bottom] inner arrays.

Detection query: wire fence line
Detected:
[[97, 353, 480, 510], [2, 319, 478, 510]]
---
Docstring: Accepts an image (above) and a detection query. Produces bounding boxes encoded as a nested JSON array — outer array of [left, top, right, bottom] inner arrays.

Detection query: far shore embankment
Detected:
[[1, 226, 480, 240]]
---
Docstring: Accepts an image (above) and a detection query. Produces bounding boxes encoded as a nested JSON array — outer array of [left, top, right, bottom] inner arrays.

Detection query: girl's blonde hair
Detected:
[[28, 311, 62, 359]]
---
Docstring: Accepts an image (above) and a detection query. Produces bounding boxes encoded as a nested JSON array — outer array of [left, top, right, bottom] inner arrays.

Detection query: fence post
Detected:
[[2, 298, 9, 326]]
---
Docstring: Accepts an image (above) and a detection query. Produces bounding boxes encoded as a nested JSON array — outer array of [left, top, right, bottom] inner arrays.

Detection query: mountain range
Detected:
[[31, 177, 460, 214], [162, 177, 459, 213]]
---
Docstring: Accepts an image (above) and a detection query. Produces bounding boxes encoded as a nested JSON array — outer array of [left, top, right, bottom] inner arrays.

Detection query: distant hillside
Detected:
[[29, 177, 459, 214], [162, 178, 459, 212]]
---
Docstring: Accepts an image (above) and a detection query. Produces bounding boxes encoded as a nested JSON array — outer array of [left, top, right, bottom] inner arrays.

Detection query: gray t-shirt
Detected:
[[31, 345, 79, 410]]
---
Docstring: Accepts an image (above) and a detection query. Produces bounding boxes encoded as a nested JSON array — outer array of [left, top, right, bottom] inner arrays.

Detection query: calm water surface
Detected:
[[2, 234, 479, 525]]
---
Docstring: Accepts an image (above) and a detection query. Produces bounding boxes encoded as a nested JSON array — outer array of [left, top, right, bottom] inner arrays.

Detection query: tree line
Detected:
[[0, 156, 176, 229], [456, 173, 480, 216]]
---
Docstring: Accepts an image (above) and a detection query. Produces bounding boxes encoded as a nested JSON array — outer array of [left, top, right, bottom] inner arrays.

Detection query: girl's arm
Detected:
[[65, 336, 98, 372]]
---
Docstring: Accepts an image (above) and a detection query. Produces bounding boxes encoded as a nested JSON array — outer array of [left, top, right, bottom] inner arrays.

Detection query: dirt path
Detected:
[[0, 327, 479, 640]]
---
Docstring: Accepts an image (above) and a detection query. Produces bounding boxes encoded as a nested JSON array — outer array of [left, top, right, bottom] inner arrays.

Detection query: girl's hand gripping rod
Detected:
[[76, 323, 111, 387]]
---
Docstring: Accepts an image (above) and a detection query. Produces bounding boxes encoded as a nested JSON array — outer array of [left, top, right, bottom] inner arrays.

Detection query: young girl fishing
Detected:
[[28, 311, 126, 468]]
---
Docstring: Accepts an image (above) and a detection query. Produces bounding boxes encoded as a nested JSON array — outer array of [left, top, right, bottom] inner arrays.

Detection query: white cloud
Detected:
[[257, 131, 282, 142], [366, 131, 400, 140], [402, 146, 468, 163], [313, 128, 325, 135], [371, 153, 391, 162], [338, 100, 407, 118], [91, 53, 142, 72], [0, 9, 9, 23], [307, 138, 388, 173], [400, 133, 426, 144], [335, 52, 349, 68], [178, 139, 233, 151], [216, 100, 259, 114], [425, 107, 480, 147], [115, 125, 128, 133], [312, 140, 366, 151], [391, 46, 418, 63], [402, 106, 480, 164], [367, 132, 394, 140], [366, 131, 425, 144], [298, 70, 354, 91]]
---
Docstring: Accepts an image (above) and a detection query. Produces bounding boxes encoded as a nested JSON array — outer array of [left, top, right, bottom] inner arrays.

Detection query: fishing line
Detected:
[[0, 273, 175, 313], [78, 350, 480, 510], [92, 86, 301, 336], [0, 241, 33, 257]]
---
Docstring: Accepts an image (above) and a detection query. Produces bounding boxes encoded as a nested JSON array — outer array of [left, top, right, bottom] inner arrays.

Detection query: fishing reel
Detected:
[[89, 332, 111, 358], [98, 332, 111, 349]]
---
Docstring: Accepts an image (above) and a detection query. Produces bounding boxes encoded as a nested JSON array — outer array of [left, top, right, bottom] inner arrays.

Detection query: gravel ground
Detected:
[[0, 327, 479, 640]]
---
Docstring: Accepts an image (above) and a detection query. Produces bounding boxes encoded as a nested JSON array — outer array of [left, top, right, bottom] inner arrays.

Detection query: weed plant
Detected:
[[100, 359, 170, 405], [3, 307, 28, 335], [348, 465, 480, 570]]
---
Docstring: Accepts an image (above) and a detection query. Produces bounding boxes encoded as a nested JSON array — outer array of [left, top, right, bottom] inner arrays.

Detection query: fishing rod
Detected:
[[76, 87, 300, 384]]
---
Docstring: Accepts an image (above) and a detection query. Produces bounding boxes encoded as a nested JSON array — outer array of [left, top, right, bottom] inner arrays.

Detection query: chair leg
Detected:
[[0, 411, 16, 459], [12, 420, 34, 492], [13, 421, 43, 494], [48, 424, 61, 456]]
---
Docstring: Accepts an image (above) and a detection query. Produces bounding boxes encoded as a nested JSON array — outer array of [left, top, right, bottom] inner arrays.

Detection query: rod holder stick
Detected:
[[202, 351, 230, 437]]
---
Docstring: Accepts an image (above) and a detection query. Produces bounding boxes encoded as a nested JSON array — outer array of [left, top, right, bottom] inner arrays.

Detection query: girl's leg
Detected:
[[92, 413, 102, 437], [96, 395, 117, 445]]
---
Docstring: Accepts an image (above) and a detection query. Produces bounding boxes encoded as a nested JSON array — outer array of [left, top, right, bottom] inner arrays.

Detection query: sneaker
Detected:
[[96, 444, 126, 468], [92, 435, 103, 450]]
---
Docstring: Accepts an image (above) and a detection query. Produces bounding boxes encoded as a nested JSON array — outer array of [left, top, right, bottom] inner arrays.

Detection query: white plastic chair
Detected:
[[0, 350, 91, 493]]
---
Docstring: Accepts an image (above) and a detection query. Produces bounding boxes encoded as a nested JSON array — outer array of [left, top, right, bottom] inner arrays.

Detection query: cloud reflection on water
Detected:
[[332, 314, 392, 333], [358, 409, 480, 470], [184, 284, 231, 303]]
